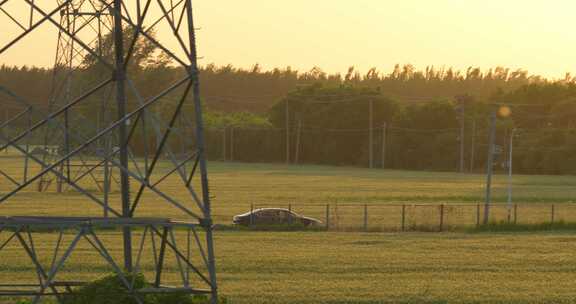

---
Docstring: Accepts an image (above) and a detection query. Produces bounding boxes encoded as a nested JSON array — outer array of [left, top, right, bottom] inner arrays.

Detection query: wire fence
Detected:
[[203, 126, 470, 171], [6, 116, 576, 175], [202, 126, 568, 174], [250, 203, 576, 232]]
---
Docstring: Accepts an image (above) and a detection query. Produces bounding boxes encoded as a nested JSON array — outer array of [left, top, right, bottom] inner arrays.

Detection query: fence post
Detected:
[[439, 204, 445, 232], [363, 204, 368, 232], [325, 204, 330, 230], [288, 203, 292, 225], [476, 203, 480, 227], [250, 203, 254, 226], [401, 204, 406, 232], [551, 204, 555, 224], [334, 203, 339, 231], [514, 204, 518, 224]]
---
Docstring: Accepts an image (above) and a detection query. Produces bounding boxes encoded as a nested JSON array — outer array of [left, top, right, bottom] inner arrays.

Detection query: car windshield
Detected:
[[256, 209, 277, 216], [238, 208, 300, 217]]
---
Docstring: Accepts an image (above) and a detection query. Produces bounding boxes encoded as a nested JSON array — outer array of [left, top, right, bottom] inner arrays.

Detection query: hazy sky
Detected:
[[2, 0, 576, 79]]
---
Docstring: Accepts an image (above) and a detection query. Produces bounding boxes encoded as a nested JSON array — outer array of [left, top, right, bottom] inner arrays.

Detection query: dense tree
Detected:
[[269, 84, 398, 130], [6, 63, 576, 174], [267, 85, 398, 166]]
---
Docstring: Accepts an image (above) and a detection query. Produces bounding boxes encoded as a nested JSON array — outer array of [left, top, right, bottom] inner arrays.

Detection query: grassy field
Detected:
[[3, 149, 576, 223], [3, 230, 576, 303], [216, 231, 576, 304], [207, 161, 576, 205], [206, 162, 576, 228], [3, 153, 576, 302]]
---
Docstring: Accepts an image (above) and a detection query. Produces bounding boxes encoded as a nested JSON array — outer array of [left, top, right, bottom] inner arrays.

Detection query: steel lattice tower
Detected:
[[0, 1, 218, 303]]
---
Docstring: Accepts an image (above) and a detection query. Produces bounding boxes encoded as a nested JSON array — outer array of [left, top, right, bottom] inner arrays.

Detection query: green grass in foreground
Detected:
[[4, 231, 576, 303], [218, 230, 576, 304]]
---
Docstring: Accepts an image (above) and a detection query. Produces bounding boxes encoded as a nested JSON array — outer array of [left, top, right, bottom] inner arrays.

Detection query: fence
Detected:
[[8, 123, 574, 175], [203, 127, 470, 171], [250, 203, 576, 232]]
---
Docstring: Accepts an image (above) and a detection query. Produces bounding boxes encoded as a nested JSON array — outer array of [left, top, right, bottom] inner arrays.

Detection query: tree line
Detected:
[[0, 62, 551, 116], [4, 30, 576, 175], [4, 63, 576, 174]]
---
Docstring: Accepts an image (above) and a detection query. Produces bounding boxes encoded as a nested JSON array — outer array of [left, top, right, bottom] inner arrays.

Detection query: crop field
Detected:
[[2, 230, 576, 303], [219, 231, 576, 304], [3, 148, 576, 224], [3, 150, 576, 303]]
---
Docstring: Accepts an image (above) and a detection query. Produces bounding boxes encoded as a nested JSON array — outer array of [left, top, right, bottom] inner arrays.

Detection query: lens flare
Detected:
[[499, 106, 511, 117]]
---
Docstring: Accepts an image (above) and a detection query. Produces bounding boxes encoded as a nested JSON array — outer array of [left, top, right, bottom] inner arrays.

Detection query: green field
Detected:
[[3, 154, 576, 303], [3, 230, 576, 303], [206, 162, 576, 228], [4, 151, 576, 222], [218, 231, 576, 304], [207, 161, 576, 205]]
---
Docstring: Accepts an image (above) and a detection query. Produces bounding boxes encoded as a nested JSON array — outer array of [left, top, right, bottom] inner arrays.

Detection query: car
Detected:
[[233, 208, 322, 227]]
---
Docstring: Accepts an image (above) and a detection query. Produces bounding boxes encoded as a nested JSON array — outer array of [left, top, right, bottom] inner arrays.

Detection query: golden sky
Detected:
[[2, 0, 576, 79]]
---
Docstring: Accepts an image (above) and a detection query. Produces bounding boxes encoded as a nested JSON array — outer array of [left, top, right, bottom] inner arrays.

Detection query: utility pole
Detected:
[[381, 122, 387, 169], [285, 100, 290, 164], [113, 0, 132, 272], [368, 99, 374, 169], [230, 127, 234, 161], [459, 99, 465, 173], [484, 111, 497, 225], [1, 111, 4, 154], [294, 119, 302, 164], [222, 127, 227, 161], [469, 119, 476, 172], [507, 128, 517, 222], [3, 110, 8, 154]]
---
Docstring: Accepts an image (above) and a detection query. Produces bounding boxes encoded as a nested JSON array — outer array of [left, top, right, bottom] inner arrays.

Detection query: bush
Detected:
[[61, 273, 213, 304]]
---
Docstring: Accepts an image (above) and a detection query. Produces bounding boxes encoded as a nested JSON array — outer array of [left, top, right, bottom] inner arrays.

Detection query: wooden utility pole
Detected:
[[229, 127, 235, 161], [381, 122, 387, 169], [294, 119, 302, 164], [469, 119, 476, 172], [285, 100, 290, 164], [507, 128, 517, 222], [222, 127, 227, 161], [368, 99, 374, 169], [3, 110, 7, 154], [459, 99, 465, 173], [484, 111, 497, 225]]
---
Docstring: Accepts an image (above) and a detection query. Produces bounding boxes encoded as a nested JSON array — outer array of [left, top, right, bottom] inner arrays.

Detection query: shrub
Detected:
[[61, 273, 213, 304]]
